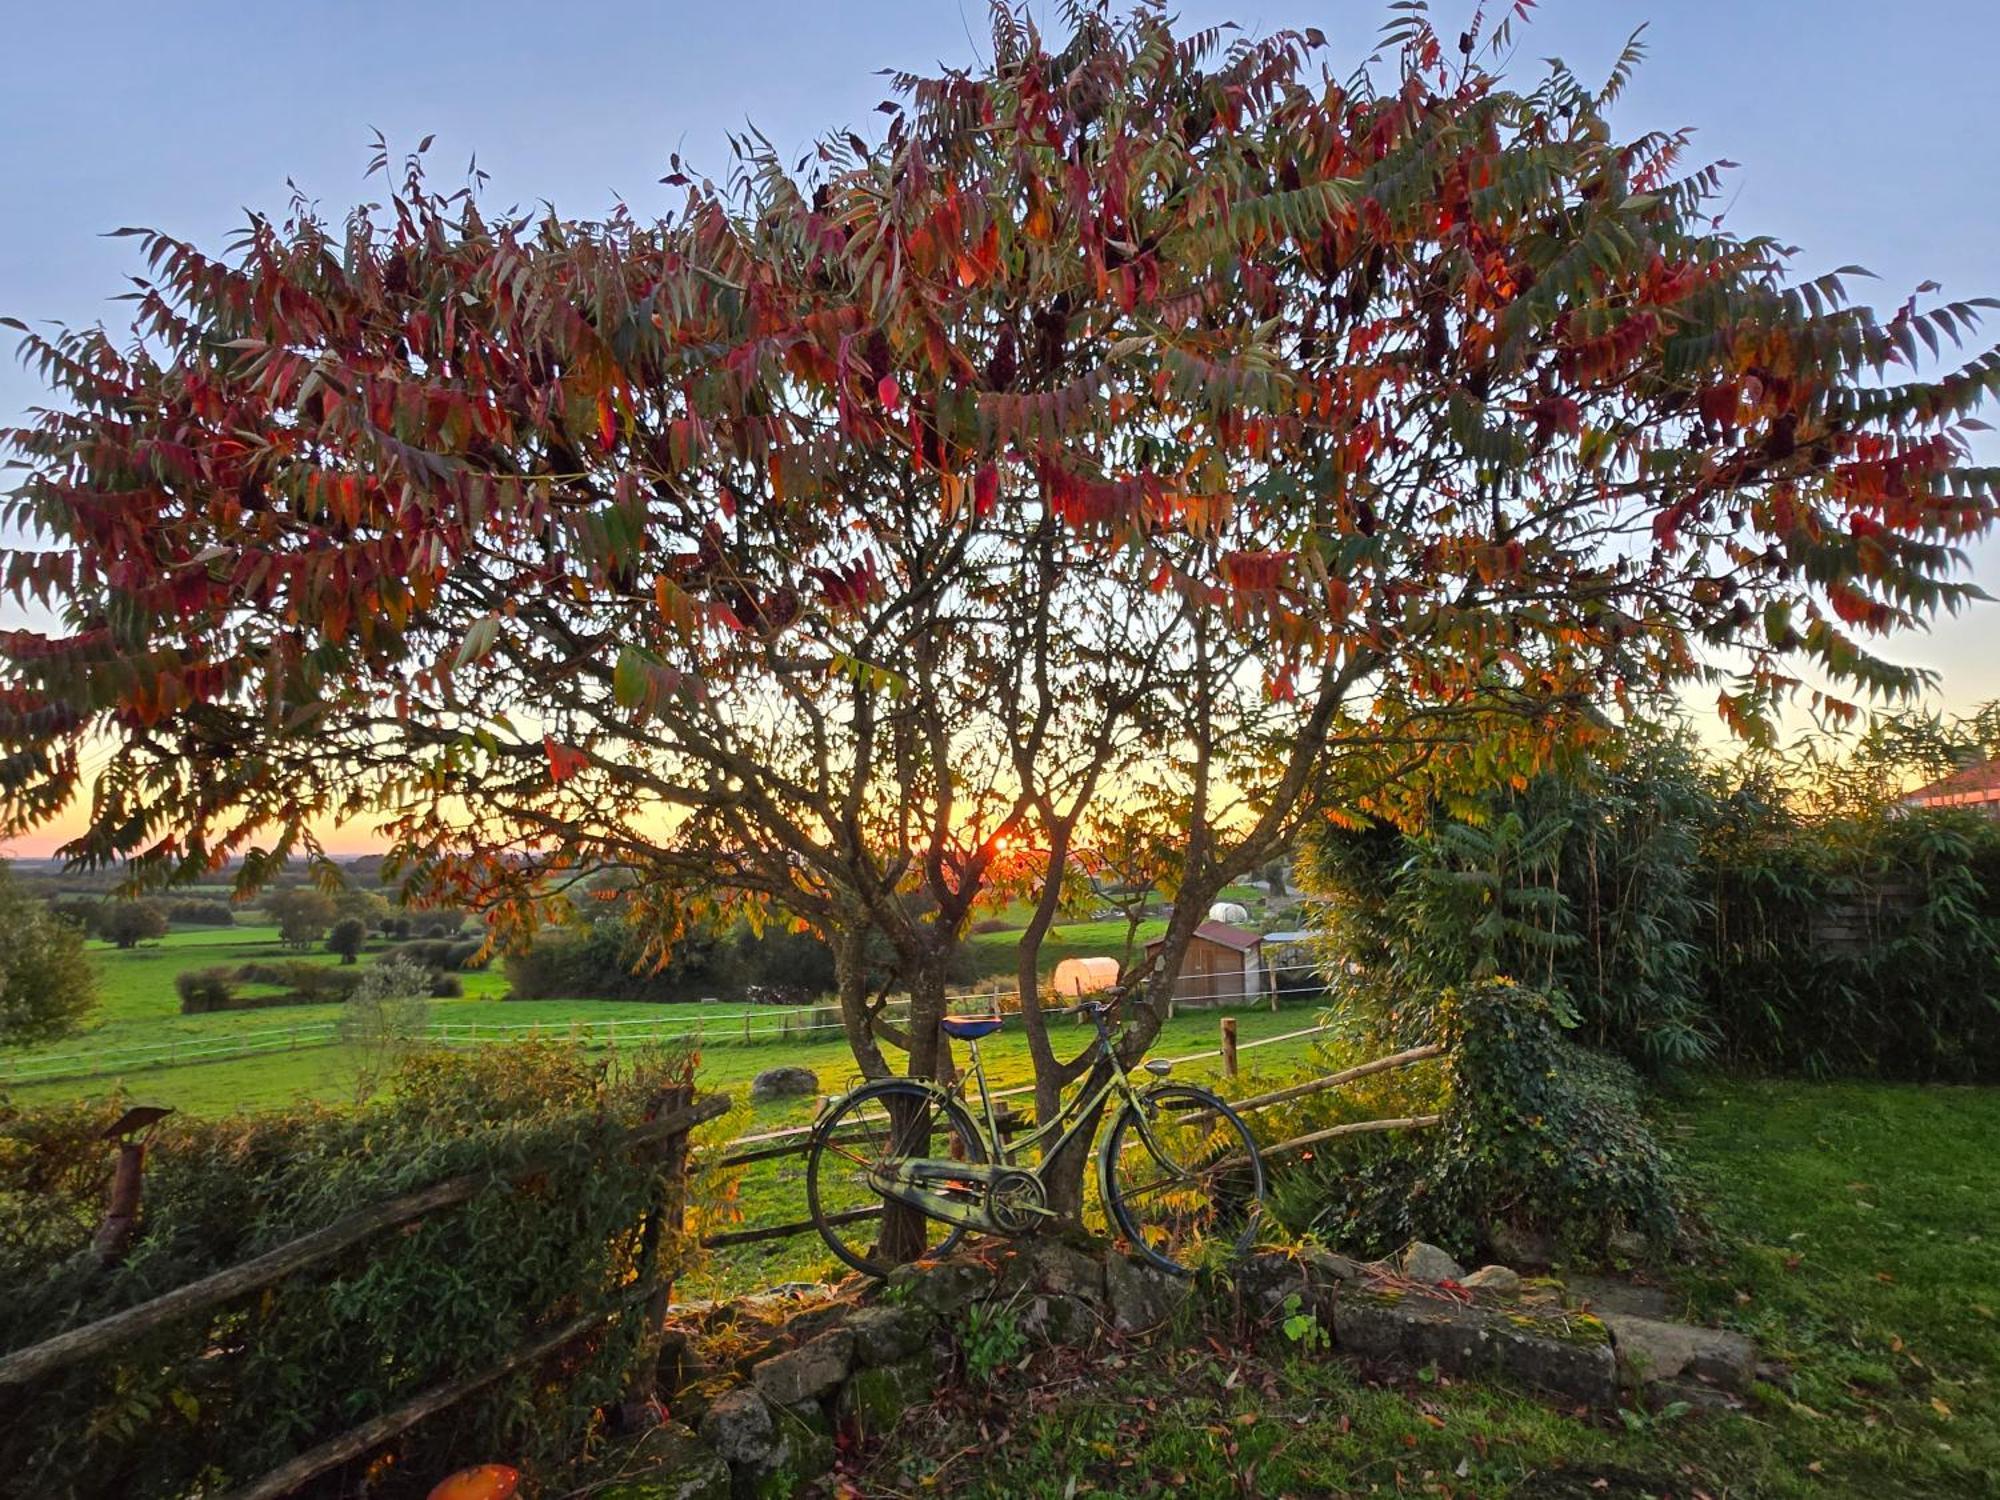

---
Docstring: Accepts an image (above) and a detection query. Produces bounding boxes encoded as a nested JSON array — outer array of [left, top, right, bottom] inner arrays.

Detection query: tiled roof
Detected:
[[1903, 758, 2000, 807]]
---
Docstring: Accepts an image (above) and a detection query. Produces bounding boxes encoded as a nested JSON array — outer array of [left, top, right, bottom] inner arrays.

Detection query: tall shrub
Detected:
[[1703, 803, 2000, 1080], [1266, 981, 1679, 1261], [1302, 726, 1716, 1070], [0, 1042, 700, 1499]]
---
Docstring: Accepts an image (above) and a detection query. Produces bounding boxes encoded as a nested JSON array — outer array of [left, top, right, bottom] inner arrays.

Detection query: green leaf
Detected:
[[453, 615, 500, 670]]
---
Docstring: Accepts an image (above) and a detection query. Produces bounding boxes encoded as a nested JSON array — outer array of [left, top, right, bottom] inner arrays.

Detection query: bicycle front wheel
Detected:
[[805, 1081, 987, 1279], [1100, 1084, 1265, 1275]]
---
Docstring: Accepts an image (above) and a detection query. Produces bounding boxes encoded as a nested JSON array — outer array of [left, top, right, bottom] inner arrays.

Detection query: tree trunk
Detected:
[[876, 942, 950, 1266], [831, 924, 892, 1082]]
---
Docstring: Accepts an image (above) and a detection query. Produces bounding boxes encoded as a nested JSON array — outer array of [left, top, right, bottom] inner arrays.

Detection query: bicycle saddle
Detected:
[[940, 1015, 1005, 1040]]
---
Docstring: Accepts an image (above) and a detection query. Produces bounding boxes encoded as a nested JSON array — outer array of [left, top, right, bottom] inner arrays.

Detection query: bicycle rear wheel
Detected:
[[805, 1081, 987, 1278], [1100, 1083, 1264, 1274]]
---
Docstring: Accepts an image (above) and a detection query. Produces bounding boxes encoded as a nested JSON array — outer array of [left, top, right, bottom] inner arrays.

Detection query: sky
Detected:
[[2, 0, 1996, 856]]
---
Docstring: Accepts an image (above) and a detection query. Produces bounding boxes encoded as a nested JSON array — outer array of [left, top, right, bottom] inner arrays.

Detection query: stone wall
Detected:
[[603, 1236, 1758, 1499]]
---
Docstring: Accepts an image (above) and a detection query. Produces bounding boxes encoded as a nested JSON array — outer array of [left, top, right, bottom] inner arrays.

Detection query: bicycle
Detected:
[[805, 1000, 1266, 1278]]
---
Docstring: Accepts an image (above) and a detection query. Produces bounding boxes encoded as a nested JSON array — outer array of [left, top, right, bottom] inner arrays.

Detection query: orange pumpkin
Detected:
[[428, 1465, 521, 1500]]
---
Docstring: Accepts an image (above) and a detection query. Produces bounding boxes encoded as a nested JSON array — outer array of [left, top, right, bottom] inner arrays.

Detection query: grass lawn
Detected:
[[849, 1077, 1999, 1498]]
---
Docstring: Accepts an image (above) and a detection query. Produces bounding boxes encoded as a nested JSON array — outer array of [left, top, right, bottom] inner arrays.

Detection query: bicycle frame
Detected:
[[866, 1019, 1173, 1234]]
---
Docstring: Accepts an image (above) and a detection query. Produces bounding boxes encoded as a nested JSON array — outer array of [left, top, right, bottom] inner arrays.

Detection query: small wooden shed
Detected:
[[1145, 920, 1268, 1013]]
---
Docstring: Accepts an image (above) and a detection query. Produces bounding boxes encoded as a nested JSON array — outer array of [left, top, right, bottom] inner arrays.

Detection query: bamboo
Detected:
[[0, 1095, 727, 1388]]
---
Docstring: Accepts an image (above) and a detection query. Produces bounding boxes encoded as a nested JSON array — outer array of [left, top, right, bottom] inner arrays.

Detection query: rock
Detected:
[[1600, 1313, 1757, 1393], [1607, 1228, 1651, 1262], [1398, 1241, 1467, 1284], [1028, 1239, 1107, 1304], [1332, 1288, 1617, 1407], [888, 1255, 993, 1318], [1297, 1247, 1366, 1284], [1515, 1277, 1568, 1312], [1564, 1275, 1676, 1321], [596, 1422, 730, 1500], [1235, 1251, 1311, 1313], [1017, 1290, 1096, 1343], [698, 1386, 786, 1481], [749, 1066, 819, 1102], [665, 1373, 741, 1433], [1461, 1265, 1523, 1297], [751, 1327, 853, 1407], [1103, 1253, 1181, 1332], [845, 1303, 929, 1367], [1487, 1222, 1555, 1270], [837, 1351, 939, 1436], [773, 1401, 837, 1481]]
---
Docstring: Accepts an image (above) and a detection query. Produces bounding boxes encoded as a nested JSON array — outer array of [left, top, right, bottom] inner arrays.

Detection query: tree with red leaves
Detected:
[[4, 4, 1996, 1236]]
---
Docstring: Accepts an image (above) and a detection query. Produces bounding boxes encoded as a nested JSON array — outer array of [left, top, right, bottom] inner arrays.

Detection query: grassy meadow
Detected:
[[853, 1077, 2000, 1499], [3, 909, 1317, 1122]]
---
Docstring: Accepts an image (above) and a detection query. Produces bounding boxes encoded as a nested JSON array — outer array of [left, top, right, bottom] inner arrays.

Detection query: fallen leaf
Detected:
[[1932, 1398, 1954, 1420]]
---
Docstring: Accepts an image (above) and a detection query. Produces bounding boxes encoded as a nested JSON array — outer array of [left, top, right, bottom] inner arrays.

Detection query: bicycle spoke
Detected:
[[1103, 1086, 1265, 1274], [807, 1083, 986, 1278]]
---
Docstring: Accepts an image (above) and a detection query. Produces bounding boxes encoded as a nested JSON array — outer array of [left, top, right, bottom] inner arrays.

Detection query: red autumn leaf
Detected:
[[877, 374, 901, 411], [542, 736, 589, 782]]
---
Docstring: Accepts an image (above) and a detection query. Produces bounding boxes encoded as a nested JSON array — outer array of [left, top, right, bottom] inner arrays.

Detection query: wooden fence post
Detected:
[[624, 1080, 696, 1419], [1220, 1016, 1238, 1079]]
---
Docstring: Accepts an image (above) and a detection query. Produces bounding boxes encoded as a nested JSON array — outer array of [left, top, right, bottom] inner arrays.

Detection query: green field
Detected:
[[5, 918, 1323, 1125]]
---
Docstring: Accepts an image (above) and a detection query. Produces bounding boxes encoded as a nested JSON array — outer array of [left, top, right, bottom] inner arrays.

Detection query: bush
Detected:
[[175, 966, 238, 1014], [0, 865, 96, 1043], [164, 899, 236, 926], [430, 971, 464, 998], [505, 923, 732, 1003], [1703, 803, 2000, 1080], [98, 899, 169, 949], [1300, 726, 1714, 1071], [340, 959, 436, 1102], [386, 937, 487, 971], [1301, 719, 2000, 1084], [1268, 982, 1680, 1264], [0, 1042, 699, 1498], [326, 916, 368, 964], [234, 961, 364, 1004]]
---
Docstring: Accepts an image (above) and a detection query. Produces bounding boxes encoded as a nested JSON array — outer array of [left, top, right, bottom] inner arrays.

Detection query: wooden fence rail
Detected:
[[0, 1094, 728, 1393], [696, 1035, 1446, 1251]]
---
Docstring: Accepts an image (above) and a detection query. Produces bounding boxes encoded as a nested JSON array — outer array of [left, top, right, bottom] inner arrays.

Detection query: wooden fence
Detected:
[[0, 1092, 727, 1500], [3, 1021, 1445, 1496], [693, 1024, 1446, 1251]]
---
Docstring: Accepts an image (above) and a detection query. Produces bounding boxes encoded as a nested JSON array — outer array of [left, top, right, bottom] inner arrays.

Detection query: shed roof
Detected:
[[1146, 920, 1263, 953], [1902, 758, 2000, 808]]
